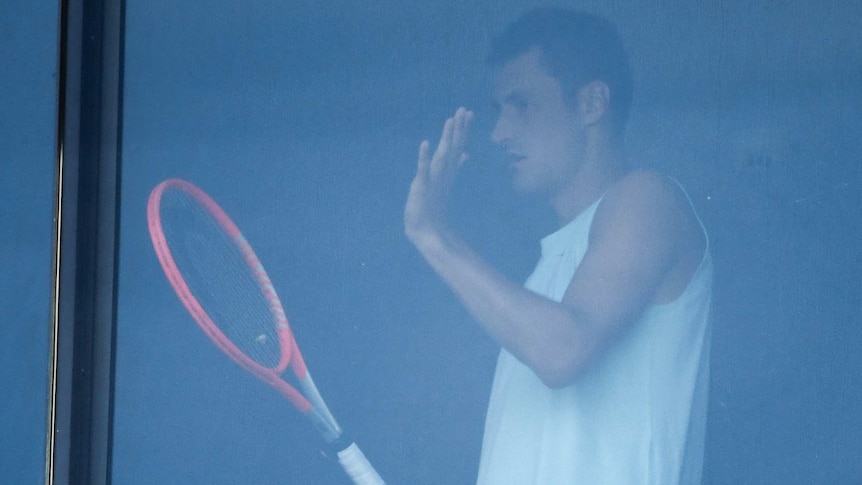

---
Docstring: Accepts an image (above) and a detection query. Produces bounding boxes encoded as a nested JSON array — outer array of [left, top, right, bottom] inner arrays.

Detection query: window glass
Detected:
[[113, 2, 862, 484], [0, 2, 61, 482], [113, 3, 496, 483]]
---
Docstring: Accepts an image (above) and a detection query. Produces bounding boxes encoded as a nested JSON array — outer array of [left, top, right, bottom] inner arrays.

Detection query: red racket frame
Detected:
[[147, 178, 312, 413]]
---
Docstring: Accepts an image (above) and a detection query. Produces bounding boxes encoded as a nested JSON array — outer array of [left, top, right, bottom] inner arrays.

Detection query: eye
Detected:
[[511, 98, 528, 114], [506, 94, 528, 114], [491, 100, 502, 115], [499, 93, 529, 116]]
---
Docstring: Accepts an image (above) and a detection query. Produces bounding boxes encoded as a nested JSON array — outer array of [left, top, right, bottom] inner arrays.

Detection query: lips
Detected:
[[507, 150, 525, 160], [509, 153, 526, 168]]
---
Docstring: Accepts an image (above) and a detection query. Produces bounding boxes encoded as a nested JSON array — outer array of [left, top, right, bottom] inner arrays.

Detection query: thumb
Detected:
[[416, 140, 431, 175]]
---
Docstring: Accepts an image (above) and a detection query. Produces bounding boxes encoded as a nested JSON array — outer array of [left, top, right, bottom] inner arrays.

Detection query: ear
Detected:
[[577, 80, 611, 126]]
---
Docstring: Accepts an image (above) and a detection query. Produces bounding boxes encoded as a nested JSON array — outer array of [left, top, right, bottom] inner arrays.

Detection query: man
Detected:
[[405, 8, 711, 485]]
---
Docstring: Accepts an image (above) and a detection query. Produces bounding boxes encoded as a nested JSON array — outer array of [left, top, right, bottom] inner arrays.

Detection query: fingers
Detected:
[[447, 107, 473, 155], [406, 108, 472, 237], [431, 117, 455, 174], [451, 107, 473, 157], [415, 107, 473, 185], [410, 140, 431, 195], [417, 140, 431, 173], [430, 108, 473, 173]]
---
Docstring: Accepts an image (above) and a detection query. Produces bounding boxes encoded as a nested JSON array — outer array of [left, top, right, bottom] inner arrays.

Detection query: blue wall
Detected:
[[0, 1, 60, 482]]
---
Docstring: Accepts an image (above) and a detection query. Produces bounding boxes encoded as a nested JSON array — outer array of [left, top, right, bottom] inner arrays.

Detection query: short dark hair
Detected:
[[488, 7, 633, 134]]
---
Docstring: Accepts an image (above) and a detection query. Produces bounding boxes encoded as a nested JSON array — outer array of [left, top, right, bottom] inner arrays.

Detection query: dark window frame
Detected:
[[50, 0, 125, 483]]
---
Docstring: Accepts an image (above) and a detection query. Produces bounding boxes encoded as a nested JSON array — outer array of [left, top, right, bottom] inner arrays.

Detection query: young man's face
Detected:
[[491, 47, 587, 195]]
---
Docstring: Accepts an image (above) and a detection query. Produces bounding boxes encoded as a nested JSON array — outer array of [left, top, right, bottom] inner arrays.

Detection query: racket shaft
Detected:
[[299, 374, 340, 437], [338, 443, 385, 485], [304, 406, 341, 444]]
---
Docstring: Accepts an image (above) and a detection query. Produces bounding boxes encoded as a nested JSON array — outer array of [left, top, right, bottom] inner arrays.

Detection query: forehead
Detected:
[[492, 47, 560, 103]]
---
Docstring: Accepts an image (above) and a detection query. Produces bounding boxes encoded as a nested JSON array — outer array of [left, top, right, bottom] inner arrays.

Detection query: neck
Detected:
[[550, 131, 626, 226]]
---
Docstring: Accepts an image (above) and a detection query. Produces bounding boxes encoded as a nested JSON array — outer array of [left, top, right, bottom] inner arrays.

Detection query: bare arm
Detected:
[[405, 109, 701, 388]]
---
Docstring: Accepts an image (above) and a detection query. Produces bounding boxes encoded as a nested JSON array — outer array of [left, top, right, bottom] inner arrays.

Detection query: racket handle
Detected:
[[337, 442, 385, 485]]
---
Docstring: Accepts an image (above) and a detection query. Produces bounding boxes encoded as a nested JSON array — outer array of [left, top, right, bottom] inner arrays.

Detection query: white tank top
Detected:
[[476, 194, 712, 485]]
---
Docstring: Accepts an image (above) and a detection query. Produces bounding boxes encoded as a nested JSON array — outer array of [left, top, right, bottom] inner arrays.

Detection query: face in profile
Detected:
[[491, 47, 589, 195]]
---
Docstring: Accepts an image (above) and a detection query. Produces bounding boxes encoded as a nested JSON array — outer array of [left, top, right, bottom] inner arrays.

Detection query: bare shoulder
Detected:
[[606, 169, 687, 210], [593, 169, 696, 234], [589, 169, 706, 302]]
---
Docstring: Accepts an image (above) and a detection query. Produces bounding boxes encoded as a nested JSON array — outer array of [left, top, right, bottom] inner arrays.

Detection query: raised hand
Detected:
[[404, 107, 474, 246]]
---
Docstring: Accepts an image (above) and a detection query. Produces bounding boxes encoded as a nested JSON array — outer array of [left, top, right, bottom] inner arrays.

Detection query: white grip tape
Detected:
[[337, 442, 385, 485]]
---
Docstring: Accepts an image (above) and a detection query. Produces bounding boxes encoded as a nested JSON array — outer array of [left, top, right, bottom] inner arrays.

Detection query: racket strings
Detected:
[[160, 189, 283, 369]]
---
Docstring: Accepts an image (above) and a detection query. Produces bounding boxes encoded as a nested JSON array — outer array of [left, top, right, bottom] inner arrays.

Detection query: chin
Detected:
[[511, 174, 538, 194]]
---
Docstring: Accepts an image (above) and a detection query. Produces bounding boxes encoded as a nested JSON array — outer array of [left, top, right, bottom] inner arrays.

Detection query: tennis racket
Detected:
[[146, 178, 384, 485]]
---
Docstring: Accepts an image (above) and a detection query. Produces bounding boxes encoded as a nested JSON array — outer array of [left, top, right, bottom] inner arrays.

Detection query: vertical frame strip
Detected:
[[49, 0, 125, 483]]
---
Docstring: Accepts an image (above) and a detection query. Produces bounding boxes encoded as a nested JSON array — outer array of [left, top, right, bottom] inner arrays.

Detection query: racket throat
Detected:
[[298, 374, 342, 442], [305, 406, 342, 444]]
